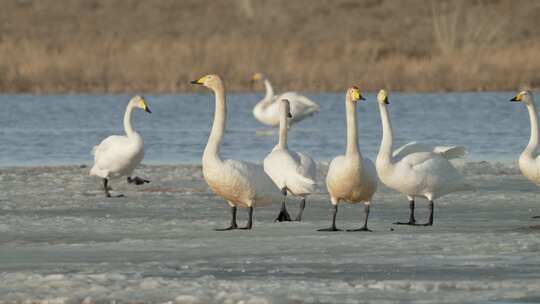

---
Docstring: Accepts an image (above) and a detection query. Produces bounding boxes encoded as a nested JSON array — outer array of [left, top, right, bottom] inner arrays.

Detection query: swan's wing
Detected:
[[264, 150, 316, 195], [297, 151, 317, 180], [432, 145, 466, 159], [223, 159, 280, 204], [393, 142, 466, 162], [92, 135, 128, 160]]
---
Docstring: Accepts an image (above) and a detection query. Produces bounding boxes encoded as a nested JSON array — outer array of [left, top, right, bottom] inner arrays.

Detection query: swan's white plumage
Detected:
[[511, 90, 540, 187], [264, 99, 316, 197], [392, 142, 466, 162], [252, 73, 319, 127], [194, 74, 280, 210], [375, 90, 471, 202], [90, 95, 149, 180], [326, 88, 378, 205]]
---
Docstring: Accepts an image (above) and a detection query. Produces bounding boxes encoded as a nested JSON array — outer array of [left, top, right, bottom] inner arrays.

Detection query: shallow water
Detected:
[[0, 92, 529, 166], [1, 93, 540, 303]]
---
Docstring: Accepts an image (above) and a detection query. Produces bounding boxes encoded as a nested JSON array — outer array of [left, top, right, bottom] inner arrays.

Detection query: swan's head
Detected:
[[510, 90, 534, 105], [347, 86, 365, 103], [190, 74, 223, 90], [130, 95, 151, 113], [377, 89, 390, 104], [252, 72, 266, 82], [280, 99, 293, 118]]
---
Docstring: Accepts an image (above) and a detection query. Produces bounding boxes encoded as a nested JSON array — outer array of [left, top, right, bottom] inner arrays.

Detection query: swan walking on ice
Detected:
[[319, 87, 378, 232], [191, 74, 280, 230], [510, 90, 540, 218], [90, 95, 151, 197], [375, 90, 471, 226], [252, 73, 319, 127], [264, 99, 317, 222]]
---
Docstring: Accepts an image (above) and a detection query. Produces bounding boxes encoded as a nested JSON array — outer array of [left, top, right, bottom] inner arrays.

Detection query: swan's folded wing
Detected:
[[393, 142, 466, 161], [432, 145, 466, 159]]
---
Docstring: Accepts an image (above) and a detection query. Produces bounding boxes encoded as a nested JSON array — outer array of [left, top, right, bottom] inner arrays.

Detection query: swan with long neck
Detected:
[[375, 89, 471, 226], [191, 74, 280, 230], [510, 91, 540, 216], [264, 99, 317, 222], [319, 87, 378, 232], [90, 95, 151, 197], [252, 73, 319, 127]]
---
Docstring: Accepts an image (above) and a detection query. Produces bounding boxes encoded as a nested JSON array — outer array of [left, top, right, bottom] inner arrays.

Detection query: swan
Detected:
[[375, 89, 471, 226], [510, 90, 540, 217], [90, 95, 151, 197], [252, 73, 319, 127], [263, 99, 317, 222], [191, 74, 280, 230], [319, 87, 378, 232]]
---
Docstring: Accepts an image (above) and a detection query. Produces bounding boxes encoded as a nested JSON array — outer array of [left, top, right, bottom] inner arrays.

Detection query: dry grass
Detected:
[[0, 0, 539, 93]]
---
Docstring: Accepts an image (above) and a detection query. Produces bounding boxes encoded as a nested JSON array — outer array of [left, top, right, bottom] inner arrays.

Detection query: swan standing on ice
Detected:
[[264, 99, 316, 222], [510, 90, 540, 217], [319, 87, 378, 232], [191, 74, 280, 230], [90, 95, 151, 197], [375, 90, 471, 226], [251, 73, 319, 127]]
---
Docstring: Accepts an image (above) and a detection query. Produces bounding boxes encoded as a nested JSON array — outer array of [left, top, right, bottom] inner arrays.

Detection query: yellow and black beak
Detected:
[[190, 76, 205, 85], [510, 94, 522, 102], [144, 105, 152, 113], [383, 96, 389, 104]]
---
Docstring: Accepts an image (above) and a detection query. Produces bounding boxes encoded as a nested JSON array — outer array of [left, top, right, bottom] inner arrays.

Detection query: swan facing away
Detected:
[[511, 90, 540, 217], [191, 74, 280, 230], [264, 99, 317, 222], [90, 95, 151, 197], [319, 87, 378, 232], [375, 90, 471, 226], [252, 73, 319, 127]]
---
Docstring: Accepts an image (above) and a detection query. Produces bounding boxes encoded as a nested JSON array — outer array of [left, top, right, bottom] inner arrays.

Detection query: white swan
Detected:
[[252, 73, 319, 127], [263, 99, 317, 222], [511, 90, 540, 217], [191, 74, 280, 230], [375, 89, 471, 226], [319, 87, 378, 232], [90, 95, 151, 197]]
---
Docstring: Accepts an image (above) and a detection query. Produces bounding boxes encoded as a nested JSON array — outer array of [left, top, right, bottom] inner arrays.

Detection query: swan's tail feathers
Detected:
[[434, 146, 466, 159], [288, 173, 316, 196]]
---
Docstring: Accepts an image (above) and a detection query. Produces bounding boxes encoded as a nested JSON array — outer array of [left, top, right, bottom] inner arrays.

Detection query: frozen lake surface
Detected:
[[1, 161, 540, 303]]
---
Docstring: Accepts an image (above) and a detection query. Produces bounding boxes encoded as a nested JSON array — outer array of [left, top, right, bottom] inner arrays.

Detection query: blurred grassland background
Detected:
[[0, 0, 539, 93]]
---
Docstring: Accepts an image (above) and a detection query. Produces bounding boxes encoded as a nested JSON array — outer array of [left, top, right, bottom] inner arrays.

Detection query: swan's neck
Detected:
[[345, 99, 359, 156], [277, 110, 288, 150], [525, 103, 539, 156], [377, 103, 394, 165], [263, 79, 275, 102], [203, 84, 226, 163], [123, 103, 137, 138]]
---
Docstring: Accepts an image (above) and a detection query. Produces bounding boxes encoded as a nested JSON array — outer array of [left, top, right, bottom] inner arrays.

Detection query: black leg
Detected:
[[274, 189, 292, 222], [215, 206, 238, 231], [240, 206, 254, 230], [103, 178, 111, 198], [318, 205, 341, 231], [347, 203, 372, 232], [422, 201, 434, 226], [127, 176, 150, 185], [294, 198, 306, 221], [394, 200, 417, 225]]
